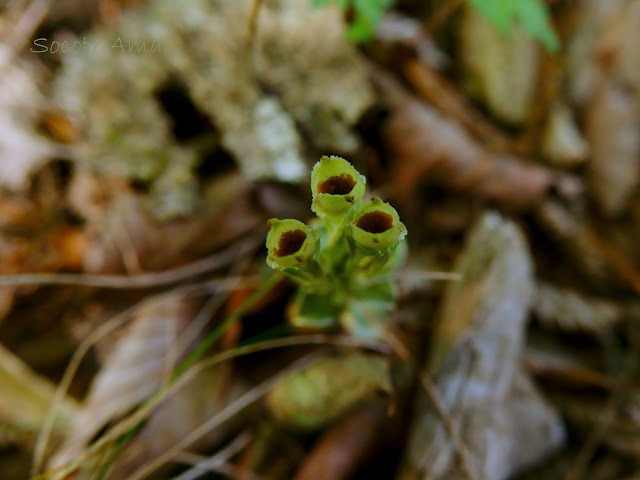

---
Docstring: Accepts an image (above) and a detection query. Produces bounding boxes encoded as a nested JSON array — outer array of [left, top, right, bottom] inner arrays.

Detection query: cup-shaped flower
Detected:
[[266, 219, 318, 270], [311, 156, 366, 217], [349, 197, 407, 252]]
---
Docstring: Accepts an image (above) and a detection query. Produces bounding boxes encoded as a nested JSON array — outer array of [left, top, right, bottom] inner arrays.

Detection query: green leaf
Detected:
[[467, 0, 511, 32], [466, 0, 560, 52], [312, 0, 393, 43], [311, 0, 348, 10], [346, 14, 375, 43], [513, 0, 560, 52], [354, 0, 391, 25]]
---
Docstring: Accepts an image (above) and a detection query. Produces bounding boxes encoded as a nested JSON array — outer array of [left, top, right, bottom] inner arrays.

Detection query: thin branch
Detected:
[[171, 431, 251, 480], [0, 234, 262, 289]]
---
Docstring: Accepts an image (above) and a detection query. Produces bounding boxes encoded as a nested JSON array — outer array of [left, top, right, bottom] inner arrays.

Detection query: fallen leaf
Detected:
[[266, 352, 391, 431]]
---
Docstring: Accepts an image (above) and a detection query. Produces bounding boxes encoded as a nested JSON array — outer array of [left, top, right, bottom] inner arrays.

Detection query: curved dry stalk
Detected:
[[0, 234, 261, 289], [36, 335, 385, 480], [126, 367, 303, 480], [247, 0, 265, 45], [563, 348, 639, 480], [31, 307, 131, 476], [176, 258, 254, 359], [171, 431, 251, 480], [31, 281, 237, 476], [425, 0, 464, 33]]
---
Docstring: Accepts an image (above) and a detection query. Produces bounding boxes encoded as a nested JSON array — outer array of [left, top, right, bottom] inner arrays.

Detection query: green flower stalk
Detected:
[[266, 156, 407, 339], [347, 198, 407, 281]]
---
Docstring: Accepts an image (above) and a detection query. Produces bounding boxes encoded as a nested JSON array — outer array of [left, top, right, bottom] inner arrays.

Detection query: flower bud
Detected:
[[266, 219, 318, 270], [311, 156, 366, 217], [349, 198, 407, 252]]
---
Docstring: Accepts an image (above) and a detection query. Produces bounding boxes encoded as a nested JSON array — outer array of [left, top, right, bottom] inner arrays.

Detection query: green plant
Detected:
[[311, 0, 393, 43], [311, 0, 559, 52], [266, 155, 407, 339], [467, 0, 559, 52]]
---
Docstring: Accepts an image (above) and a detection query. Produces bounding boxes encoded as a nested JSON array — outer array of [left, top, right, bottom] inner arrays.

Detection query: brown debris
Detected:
[[398, 212, 564, 480], [585, 80, 640, 216], [376, 72, 579, 209], [293, 400, 399, 480]]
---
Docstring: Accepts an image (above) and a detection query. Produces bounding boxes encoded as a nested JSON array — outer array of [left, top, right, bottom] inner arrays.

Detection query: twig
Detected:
[[32, 304, 133, 475], [384, 331, 479, 480], [247, 0, 264, 47], [425, 0, 464, 34], [404, 60, 512, 152], [0, 234, 262, 289], [169, 431, 250, 480], [563, 343, 639, 480]]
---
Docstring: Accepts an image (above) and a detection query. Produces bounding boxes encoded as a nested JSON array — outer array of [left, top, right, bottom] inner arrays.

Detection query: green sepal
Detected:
[[266, 218, 319, 270], [311, 155, 366, 218], [349, 197, 407, 253]]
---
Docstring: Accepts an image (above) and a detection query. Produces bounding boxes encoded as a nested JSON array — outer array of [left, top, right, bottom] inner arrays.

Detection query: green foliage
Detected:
[[311, 0, 558, 50], [311, 0, 393, 43], [266, 155, 407, 339], [467, 0, 560, 52]]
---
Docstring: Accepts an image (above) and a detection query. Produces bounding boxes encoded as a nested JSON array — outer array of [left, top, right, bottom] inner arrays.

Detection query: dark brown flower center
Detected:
[[274, 229, 307, 257], [317, 174, 356, 195], [356, 211, 393, 234]]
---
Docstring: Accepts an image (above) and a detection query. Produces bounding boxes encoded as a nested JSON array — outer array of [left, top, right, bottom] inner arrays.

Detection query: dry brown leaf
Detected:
[[265, 353, 391, 431], [375, 73, 578, 210], [68, 170, 259, 273], [566, 0, 627, 106], [398, 212, 564, 480], [585, 80, 640, 216], [49, 293, 194, 470], [541, 103, 590, 167], [293, 400, 397, 480], [104, 364, 246, 480], [404, 60, 512, 152], [597, 0, 640, 93]]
